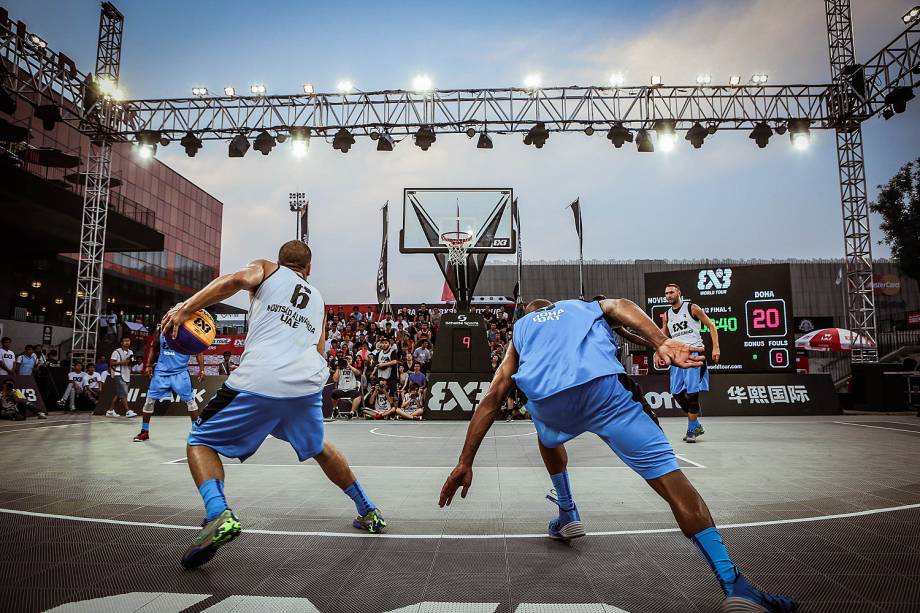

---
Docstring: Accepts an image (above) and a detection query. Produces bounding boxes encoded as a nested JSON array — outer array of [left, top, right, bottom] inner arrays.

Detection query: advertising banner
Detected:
[[2, 375, 46, 412], [93, 375, 227, 416]]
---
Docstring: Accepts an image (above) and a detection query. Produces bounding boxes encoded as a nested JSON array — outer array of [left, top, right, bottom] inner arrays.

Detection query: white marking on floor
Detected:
[[1, 503, 916, 540], [673, 454, 706, 469], [369, 427, 537, 439], [0, 422, 92, 435], [832, 421, 920, 434]]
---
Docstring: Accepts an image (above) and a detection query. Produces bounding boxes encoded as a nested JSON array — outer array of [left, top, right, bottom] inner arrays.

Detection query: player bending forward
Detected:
[[162, 241, 387, 571], [133, 327, 205, 442], [440, 298, 797, 613]]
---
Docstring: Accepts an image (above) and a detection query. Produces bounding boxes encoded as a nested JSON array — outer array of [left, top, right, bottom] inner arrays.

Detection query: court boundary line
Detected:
[[368, 427, 537, 440], [0, 423, 92, 435], [832, 421, 920, 434], [674, 454, 706, 469], [2, 502, 916, 539]]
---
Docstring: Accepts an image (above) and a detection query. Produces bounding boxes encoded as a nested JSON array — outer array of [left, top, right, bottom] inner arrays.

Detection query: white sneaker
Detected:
[[105, 410, 118, 417], [124, 410, 138, 418], [37, 413, 47, 420]]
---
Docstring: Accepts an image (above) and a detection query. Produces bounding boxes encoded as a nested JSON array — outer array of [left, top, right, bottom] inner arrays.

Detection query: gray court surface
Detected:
[[0, 413, 918, 612]]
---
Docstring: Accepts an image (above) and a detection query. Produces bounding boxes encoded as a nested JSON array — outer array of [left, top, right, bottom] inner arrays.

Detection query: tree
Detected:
[[870, 157, 920, 283]]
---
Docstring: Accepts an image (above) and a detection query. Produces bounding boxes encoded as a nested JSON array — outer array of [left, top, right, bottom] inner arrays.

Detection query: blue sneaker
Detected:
[[692, 424, 705, 438], [683, 430, 697, 443], [721, 574, 798, 612], [545, 492, 585, 541]]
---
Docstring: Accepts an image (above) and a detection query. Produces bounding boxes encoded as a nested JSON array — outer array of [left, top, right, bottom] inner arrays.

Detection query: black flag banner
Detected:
[[376, 202, 390, 306], [568, 198, 583, 241], [567, 198, 584, 299], [300, 202, 309, 244]]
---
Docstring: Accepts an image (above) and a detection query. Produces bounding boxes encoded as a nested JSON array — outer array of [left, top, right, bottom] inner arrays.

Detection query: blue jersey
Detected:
[[512, 299, 625, 401], [155, 334, 190, 376]]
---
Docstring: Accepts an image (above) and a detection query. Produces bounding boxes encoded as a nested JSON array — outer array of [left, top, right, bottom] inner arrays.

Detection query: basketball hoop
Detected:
[[441, 230, 474, 265]]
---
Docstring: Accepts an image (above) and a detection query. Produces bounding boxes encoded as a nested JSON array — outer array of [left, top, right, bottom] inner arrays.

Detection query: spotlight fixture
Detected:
[[650, 75, 663, 87], [228, 133, 250, 157], [290, 127, 310, 157], [332, 127, 356, 153], [477, 133, 493, 149], [28, 34, 47, 49], [696, 74, 712, 85], [787, 118, 811, 150], [635, 128, 654, 152], [775, 124, 787, 135], [412, 74, 433, 92], [883, 86, 915, 113], [414, 126, 436, 150], [253, 130, 276, 155], [159, 135, 171, 147], [523, 73, 542, 89], [609, 73, 625, 87], [882, 106, 895, 120], [135, 130, 161, 158], [749, 122, 773, 148], [35, 104, 62, 131], [729, 75, 742, 86], [223, 86, 236, 96], [751, 73, 769, 85], [303, 83, 315, 95], [606, 122, 633, 148], [685, 122, 708, 148], [180, 131, 202, 157], [276, 132, 288, 143], [192, 87, 208, 97], [377, 132, 395, 151], [337, 80, 354, 94], [250, 83, 266, 95], [903, 6, 920, 24], [465, 127, 476, 138], [369, 130, 380, 140], [653, 118, 677, 151], [523, 122, 549, 148], [584, 125, 595, 136]]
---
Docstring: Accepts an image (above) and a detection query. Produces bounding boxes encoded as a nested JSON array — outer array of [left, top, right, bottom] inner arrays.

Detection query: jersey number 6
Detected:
[[290, 284, 311, 309]]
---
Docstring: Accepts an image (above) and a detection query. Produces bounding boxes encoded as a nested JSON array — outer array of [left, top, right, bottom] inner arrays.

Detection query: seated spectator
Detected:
[[83, 363, 102, 406], [331, 355, 364, 418], [1, 379, 46, 420], [58, 361, 88, 411], [486, 323, 499, 344], [14, 345, 38, 376], [396, 363, 409, 398], [408, 362, 427, 389], [396, 384, 424, 420], [363, 379, 396, 420], [218, 351, 236, 375]]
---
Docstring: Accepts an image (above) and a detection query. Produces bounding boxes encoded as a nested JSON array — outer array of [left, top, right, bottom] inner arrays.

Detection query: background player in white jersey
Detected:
[[161, 241, 386, 571], [661, 283, 720, 443], [132, 327, 206, 442]]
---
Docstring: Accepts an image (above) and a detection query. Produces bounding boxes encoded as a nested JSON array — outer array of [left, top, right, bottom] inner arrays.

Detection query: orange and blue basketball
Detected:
[[165, 309, 216, 355]]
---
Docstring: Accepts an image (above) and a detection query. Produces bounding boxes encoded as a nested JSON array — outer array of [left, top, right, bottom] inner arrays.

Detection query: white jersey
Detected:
[[665, 300, 704, 348], [226, 265, 328, 398]]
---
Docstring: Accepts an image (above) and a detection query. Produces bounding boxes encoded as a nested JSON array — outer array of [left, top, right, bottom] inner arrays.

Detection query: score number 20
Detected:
[[744, 298, 788, 338]]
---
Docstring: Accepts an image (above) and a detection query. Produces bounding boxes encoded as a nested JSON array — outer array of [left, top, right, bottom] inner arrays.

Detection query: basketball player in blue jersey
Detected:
[[440, 298, 797, 613], [162, 241, 386, 571], [132, 328, 206, 442], [661, 282, 721, 443]]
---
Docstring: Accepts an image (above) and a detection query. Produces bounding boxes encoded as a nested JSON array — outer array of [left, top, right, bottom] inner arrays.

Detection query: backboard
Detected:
[[400, 188, 515, 254]]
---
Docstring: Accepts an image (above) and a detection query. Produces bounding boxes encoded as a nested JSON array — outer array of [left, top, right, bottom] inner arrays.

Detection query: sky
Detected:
[[9, 0, 920, 307]]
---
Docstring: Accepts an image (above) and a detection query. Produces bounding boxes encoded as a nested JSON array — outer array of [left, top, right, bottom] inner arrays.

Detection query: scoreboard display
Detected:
[[644, 264, 795, 373]]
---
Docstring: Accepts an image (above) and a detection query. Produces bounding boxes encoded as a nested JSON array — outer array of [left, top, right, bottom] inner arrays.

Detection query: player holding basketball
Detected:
[[440, 298, 797, 613], [132, 328, 205, 442], [661, 282, 720, 443], [161, 241, 386, 571]]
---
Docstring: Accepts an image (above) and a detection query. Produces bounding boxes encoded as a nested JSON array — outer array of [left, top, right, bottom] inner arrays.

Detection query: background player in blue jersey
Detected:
[[133, 329, 205, 442], [440, 298, 797, 613]]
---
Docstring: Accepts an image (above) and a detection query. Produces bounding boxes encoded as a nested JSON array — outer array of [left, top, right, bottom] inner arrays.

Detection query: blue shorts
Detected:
[[669, 360, 709, 395], [148, 371, 194, 402], [527, 374, 679, 480], [188, 385, 324, 462]]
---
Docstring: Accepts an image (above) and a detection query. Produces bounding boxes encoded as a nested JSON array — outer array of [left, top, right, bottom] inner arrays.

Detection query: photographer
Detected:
[[363, 378, 396, 420], [1, 380, 46, 420], [331, 355, 364, 418], [396, 383, 424, 420]]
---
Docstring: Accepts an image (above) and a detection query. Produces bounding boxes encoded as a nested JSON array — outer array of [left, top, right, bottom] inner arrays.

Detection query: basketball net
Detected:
[[441, 231, 474, 266]]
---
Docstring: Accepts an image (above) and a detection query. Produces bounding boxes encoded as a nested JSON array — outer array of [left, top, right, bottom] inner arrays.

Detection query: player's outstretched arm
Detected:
[[612, 325, 657, 349], [439, 344, 519, 507], [600, 299, 705, 369], [161, 260, 272, 338]]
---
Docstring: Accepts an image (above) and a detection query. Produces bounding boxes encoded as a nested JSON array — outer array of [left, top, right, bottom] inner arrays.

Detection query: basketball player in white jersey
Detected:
[[661, 283, 720, 443], [161, 241, 386, 571]]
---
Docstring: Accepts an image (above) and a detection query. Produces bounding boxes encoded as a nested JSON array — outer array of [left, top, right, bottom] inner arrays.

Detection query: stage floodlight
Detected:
[[369, 130, 380, 140], [465, 127, 476, 138], [136, 143, 153, 159], [303, 83, 315, 95], [729, 75, 742, 86], [35, 104, 62, 131], [696, 74, 712, 85], [250, 83, 266, 95], [650, 74, 663, 86], [291, 127, 310, 157], [477, 133, 493, 149], [223, 86, 236, 97], [749, 122, 772, 148], [229, 133, 250, 157], [253, 130, 276, 155], [609, 73, 625, 87], [28, 34, 47, 49], [332, 127, 356, 153], [884, 86, 915, 113], [685, 122, 708, 148], [377, 132, 395, 151], [882, 105, 895, 120], [635, 128, 654, 152], [414, 126, 436, 151], [751, 73, 769, 85], [903, 6, 920, 24], [606, 122, 633, 148], [337, 80, 354, 94], [788, 118, 811, 150], [584, 125, 595, 136], [276, 132, 288, 143], [524, 73, 542, 89], [653, 119, 676, 151], [523, 122, 549, 148], [412, 74, 433, 93], [180, 131, 202, 157], [192, 87, 208, 97]]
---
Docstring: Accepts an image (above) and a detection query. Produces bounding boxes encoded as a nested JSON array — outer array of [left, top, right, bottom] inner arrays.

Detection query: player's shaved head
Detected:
[[278, 240, 312, 270], [525, 299, 553, 313]]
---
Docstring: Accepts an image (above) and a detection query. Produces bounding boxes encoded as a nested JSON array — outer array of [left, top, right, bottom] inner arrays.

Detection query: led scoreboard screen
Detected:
[[644, 264, 795, 373]]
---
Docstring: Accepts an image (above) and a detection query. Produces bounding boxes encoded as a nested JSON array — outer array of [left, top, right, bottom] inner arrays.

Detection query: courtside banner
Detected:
[[423, 372, 493, 420], [93, 375, 227, 416], [3, 375, 46, 412]]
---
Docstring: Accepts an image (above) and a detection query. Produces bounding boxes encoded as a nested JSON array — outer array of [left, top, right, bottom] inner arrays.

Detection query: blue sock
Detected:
[[550, 471, 575, 511], [198, 479, 228, 522], [692, 527, 739, 594], [141, 422, 150, 432], [344, 480, 375, 516], [688, 418, 701, 432]]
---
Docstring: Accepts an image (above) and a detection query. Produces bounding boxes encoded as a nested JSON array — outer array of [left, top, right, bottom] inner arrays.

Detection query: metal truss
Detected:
[[855, 19, 920, 118], [826, 0, 878, 363], [71, 3, 123, 365]]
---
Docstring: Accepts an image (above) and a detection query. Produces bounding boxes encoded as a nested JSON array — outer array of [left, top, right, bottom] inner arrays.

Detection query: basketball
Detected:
[[165, 309, 216, 355]]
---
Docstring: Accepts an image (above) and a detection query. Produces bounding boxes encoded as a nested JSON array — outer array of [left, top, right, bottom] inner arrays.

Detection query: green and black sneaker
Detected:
[[352, 508, 387, 534], [180, 509, 242, 570]]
